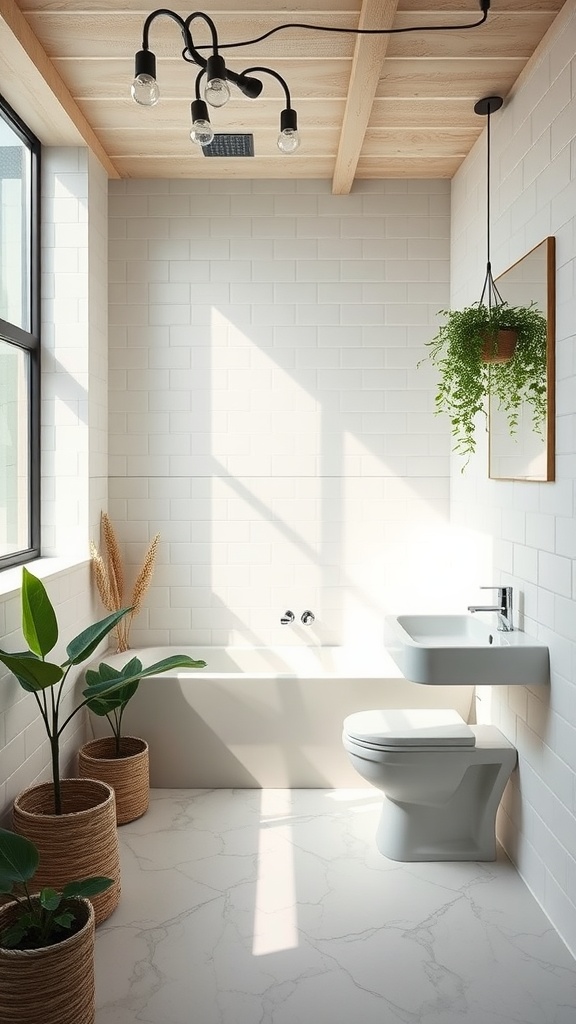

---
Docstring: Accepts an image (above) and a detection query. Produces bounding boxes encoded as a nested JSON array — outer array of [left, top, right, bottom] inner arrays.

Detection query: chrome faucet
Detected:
[[280, 610, 295, 625], [467, 586, 513, 631], [301, 610, 315, 625]]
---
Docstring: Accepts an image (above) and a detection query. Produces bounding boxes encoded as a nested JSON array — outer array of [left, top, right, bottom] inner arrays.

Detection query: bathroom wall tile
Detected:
[[451, 0, 576, 955], [513, 543, 539, 584], [108, 179, 454, 651], [539, 551, 572, 597], [525, 512, 555, 552]]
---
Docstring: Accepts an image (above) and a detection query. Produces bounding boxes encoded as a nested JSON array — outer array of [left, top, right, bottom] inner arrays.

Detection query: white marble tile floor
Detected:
[[95, 789, 576, 1024]]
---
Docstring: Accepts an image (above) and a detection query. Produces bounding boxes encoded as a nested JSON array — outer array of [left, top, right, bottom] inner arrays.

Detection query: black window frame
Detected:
[[0, 94, 40, 570]]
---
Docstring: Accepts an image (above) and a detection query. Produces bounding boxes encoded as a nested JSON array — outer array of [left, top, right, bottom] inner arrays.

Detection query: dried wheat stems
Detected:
[[90, 512, 159, 652]]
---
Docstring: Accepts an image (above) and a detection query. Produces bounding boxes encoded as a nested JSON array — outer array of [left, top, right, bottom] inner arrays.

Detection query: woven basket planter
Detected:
[[78, 736, 150, 825], [481, 328, 517, 363], [0, 896, 95, 1024], [12, 779, 121, 926]]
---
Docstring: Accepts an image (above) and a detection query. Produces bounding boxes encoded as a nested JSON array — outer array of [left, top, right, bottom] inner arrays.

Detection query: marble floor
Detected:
[[95, 789, 576, 1024]]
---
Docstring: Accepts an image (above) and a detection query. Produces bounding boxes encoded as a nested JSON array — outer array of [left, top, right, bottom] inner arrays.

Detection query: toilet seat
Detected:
[[343, 708, 476, 751]]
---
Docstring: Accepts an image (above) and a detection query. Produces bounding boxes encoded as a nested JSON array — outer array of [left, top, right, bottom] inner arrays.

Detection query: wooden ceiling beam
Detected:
[[332, 0, 399, 195], [0, 0, 119, 176]]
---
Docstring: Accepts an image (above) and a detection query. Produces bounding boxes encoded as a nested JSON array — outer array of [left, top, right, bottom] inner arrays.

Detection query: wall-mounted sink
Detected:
[[384, 614, 549, 686]]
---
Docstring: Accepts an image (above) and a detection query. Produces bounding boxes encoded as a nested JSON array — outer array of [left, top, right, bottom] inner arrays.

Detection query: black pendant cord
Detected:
[[475, 95, 504, 311]]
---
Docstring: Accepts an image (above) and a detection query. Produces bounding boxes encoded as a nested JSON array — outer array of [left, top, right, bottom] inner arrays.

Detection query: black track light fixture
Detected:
[[132, 2, 493, 153]]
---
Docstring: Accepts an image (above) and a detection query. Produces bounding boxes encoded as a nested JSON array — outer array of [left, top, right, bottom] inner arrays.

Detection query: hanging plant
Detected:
[[421, 95, 548, 466], [425, 300, 547, 463]]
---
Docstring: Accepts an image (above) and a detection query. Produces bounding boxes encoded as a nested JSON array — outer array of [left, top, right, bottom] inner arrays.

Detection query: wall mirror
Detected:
[[489, 236, 555, 481]]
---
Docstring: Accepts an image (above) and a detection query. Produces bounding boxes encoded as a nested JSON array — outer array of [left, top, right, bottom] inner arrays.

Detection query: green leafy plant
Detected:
[[84, 653, 205, 758], [0, 827, 111, 949], [0, 568, 206, 813], [424, 301, 547, 463]]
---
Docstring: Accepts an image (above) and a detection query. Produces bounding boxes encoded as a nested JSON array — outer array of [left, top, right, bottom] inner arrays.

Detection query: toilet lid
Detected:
[[343, 708, 476, 748]]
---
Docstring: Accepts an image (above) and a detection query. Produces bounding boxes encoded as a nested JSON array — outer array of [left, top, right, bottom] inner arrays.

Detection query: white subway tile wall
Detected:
[[0, 148, 109, 823], [450, 3, 576, 953], [41, 149, 109, 557], [108, 179, 454, 649], [88, 151, 110, 539]]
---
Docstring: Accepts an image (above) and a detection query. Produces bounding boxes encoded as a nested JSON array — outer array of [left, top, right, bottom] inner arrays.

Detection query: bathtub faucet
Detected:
[[468, 586, 513, 631], [281, 610, 295, 625], [301, 610, 315, 625]]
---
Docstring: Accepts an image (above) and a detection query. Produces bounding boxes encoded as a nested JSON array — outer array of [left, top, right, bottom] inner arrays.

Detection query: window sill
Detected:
[[0, 555, 90, 600]]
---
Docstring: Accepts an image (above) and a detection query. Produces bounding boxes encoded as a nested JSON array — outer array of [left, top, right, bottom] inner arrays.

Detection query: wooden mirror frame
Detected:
[[488, 236, 555, 482]]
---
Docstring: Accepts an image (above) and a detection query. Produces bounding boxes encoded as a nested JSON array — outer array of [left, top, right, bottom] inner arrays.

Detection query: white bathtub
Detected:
[[90, 647, 475, 789]]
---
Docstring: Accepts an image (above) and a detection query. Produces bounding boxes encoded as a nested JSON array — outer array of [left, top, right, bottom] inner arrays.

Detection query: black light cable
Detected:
[[475, 95, 504, 311], [212, 0, 491, 51]]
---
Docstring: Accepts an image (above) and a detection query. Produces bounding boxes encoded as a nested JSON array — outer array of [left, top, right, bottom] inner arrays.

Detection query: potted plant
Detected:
[[0, 567, 205, 923], [78, 653, 205, 824], [0, 827, 112, 1024], [424, 301, 547, 462]]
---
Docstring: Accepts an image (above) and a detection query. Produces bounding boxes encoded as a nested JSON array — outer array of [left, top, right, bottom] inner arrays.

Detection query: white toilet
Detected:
[[342, 707, 517, 862]]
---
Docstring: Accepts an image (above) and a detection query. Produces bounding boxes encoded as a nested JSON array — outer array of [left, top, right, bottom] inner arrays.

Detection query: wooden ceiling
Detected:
[[0, 0, 567, 192]]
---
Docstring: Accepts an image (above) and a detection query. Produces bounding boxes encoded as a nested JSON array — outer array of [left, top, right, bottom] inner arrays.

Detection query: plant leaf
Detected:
[[0, 828, 39, 885], [1, 920, 29, 948], [64, 608, 133, 666], [0, 652, 63, 692], [62, 876, 113, 898], [54, 910, 75, 930], [86, 680, 140, 717], [85, 661, 128, 686], [85, 658, 141, 714], [39, 887, 61, 911], [21, 568, 59, 658], [82, 655, 206, 699]]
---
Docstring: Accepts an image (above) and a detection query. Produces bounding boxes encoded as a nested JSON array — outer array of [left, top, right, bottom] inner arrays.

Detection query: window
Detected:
[[0, 95, 40, 569]]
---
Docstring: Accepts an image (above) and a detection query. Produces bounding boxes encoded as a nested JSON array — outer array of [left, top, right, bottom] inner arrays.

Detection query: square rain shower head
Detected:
[[202, 134, 255, 157]]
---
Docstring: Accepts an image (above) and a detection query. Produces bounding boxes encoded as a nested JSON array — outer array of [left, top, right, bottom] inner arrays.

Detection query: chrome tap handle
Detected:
[[481, 585, 512, 602], [301, 610, 315, 625], [280, 610, 295, 625]]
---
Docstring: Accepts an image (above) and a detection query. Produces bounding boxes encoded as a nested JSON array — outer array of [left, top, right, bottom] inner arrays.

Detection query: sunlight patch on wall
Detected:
[[210, 313, 319, 475]]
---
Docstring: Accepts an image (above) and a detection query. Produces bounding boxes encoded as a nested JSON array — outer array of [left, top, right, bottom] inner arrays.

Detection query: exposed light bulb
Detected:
[[277, 128, 300, 154], [190, 99, 213, 146], [204, 77, 230, 108], [205, 53, 230, 108], [131, 73, 160, 107], [278, 108, 299, 154], [190, 119, 214, 146]]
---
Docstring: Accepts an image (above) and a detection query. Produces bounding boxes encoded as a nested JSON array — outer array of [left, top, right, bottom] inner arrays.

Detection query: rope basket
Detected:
[[12, 779, 121, 926], [0, 897, 95, 1024], [481, 329, 517, 363], [78, 737, 150, 825]]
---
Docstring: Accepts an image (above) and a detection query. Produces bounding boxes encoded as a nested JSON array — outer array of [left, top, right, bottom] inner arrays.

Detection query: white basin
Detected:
[[384, 614, 549, 686]]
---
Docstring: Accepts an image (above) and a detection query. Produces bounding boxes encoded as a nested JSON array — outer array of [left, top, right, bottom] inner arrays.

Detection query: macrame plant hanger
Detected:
[[474, 95, 504, 311]]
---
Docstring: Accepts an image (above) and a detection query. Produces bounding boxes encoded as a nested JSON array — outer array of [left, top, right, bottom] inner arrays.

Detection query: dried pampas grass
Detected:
[[91, 512, 159, 652]]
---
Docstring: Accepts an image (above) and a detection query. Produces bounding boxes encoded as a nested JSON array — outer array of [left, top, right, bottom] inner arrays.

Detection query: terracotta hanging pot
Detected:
[[78, 736, 149, 825], [481, 328, 517, 363], [12, 779, 121, 926], [0, 896, 95, 1024]]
